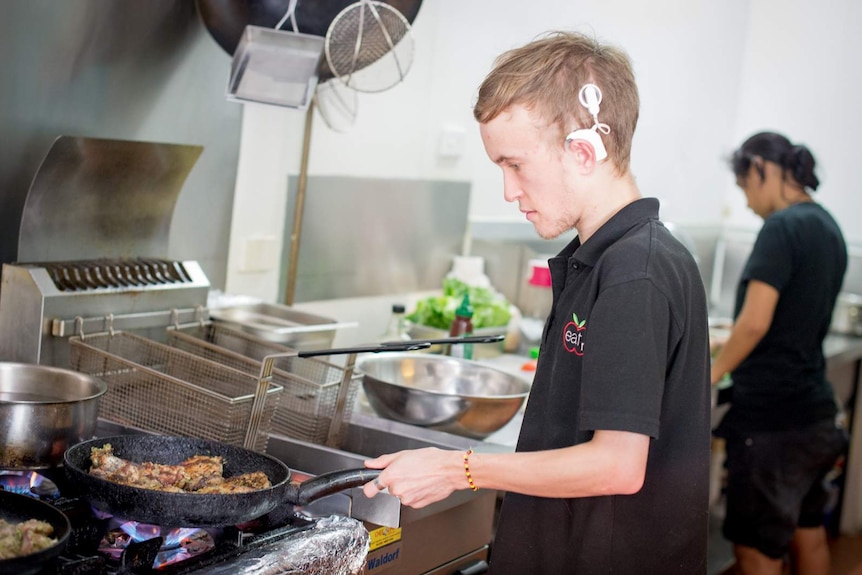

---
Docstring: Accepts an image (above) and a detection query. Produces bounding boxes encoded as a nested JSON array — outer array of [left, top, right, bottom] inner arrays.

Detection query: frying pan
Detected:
[[0, 490, 71, 575], [63, 435, 380, 527]]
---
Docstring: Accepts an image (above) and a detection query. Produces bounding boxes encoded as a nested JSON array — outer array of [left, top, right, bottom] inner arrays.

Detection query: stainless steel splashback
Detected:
[[18, 136, 203, 263], [281, 176, 471, 302], [0, 0, 241, 289]]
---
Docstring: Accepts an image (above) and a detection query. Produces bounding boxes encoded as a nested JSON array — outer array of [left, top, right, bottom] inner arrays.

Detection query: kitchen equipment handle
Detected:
[[296, 342, 431, 358], [287, 468, 382, 506], [325, 352, 357, 447], [380, 335, 505, 347], [454, 560, 490, 575]]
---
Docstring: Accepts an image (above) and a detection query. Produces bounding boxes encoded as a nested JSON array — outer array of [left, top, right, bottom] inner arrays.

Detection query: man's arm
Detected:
[[362, 429, 650, 508]]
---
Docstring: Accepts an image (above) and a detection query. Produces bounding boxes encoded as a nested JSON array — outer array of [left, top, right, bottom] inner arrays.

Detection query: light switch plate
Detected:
[[241, 236, 279, 272]]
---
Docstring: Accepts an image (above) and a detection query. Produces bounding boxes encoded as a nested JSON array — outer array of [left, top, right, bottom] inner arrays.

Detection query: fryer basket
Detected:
[[68, 332, 282, 452], [165, 323, 360, 448]]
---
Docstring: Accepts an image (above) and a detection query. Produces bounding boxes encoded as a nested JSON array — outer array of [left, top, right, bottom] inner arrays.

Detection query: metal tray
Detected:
[[227, 25, 324, 109], [209, 302, 353, 350]]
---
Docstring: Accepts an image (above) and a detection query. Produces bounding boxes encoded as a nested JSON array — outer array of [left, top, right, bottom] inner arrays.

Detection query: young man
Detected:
[[362, 31, 711, 574]]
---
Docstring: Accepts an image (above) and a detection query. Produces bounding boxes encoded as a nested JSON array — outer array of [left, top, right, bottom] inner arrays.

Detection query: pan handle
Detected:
[[296, 343, 430, 358], [294, 336, 503, 358], [287, 468, 382, 506], [380, 335, 505, 347]]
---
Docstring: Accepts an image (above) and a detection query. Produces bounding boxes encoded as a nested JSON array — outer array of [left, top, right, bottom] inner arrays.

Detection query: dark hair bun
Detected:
[[784, 145, 819, 191], [731, 132, 820, 191]]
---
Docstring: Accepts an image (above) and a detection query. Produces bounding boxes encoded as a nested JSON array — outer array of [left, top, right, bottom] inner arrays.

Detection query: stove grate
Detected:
[[42, 259, 194, 292]]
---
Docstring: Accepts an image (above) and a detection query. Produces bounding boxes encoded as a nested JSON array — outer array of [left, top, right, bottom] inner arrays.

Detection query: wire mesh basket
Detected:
[[68, 331, 283, 452], [165, 322, 360, 448]]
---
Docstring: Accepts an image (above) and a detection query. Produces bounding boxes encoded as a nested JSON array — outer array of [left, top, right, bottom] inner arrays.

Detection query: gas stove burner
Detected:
[[99, 519, 217, 570], [0, 470, 60, 499]]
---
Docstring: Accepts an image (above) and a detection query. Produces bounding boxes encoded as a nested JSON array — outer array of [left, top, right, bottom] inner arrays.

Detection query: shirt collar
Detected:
[[554, 197, 661, 267]]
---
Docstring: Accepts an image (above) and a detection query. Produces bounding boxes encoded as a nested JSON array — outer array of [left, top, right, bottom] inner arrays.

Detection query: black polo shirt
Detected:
[[719, 202, 846, 433], [489, 198, 711, 575]]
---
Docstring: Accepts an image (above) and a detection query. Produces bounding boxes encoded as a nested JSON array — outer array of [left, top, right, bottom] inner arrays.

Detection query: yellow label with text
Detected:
[[368, 526, 403, 551]]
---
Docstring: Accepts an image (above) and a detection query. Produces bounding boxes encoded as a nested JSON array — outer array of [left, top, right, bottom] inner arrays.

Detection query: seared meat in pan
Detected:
[[196, 471, 271, 493], [178, 455, 226, 491], [0, 518, 57, 559], [89, 444, 271, 494]]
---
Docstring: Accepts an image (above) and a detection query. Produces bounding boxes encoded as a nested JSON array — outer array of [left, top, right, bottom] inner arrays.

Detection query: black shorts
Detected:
[[721, 420, 847, 559]]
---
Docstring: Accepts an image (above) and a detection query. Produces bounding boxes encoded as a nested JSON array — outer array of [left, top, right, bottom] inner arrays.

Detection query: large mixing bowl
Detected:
[[358, 354, 530, 439], [0, 362, 107, 469]]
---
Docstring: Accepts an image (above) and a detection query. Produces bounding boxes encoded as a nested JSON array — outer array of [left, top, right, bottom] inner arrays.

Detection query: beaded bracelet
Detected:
[[463, 448, 478, 491]]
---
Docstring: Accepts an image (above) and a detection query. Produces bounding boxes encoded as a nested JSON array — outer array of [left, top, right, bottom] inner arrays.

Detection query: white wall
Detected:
[[725, 0, 862, 243], [226, 0, 860, 302]]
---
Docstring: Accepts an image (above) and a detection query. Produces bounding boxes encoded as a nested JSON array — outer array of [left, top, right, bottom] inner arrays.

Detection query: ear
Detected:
[[565, 130, 606, 171], [751, 156, 765, 182]]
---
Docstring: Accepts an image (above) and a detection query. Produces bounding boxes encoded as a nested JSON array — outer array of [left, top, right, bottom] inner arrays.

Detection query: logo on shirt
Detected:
[[563, 313, 586, 356]]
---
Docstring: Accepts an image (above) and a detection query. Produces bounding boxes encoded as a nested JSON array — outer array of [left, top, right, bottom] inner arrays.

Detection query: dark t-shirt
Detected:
[[718, 202, 847, 434], [489, 198, 711, 575]]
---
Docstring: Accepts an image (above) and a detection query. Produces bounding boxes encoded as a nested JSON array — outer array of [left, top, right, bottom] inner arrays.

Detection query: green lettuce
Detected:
[[407, 277, 512, 330]]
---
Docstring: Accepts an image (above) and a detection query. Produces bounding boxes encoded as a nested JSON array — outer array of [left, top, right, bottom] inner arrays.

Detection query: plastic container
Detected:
[[519, 259, 553, 346], [522, 260, 552, 317], [448, 294, 474, 360], [446, 256, 491, 288]]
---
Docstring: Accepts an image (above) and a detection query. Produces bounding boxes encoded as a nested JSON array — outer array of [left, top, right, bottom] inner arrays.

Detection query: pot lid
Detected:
[[17, 136, 203, 263]]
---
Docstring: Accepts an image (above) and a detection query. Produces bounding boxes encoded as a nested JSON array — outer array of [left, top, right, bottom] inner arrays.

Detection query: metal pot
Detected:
[[0, 363, 107, 469], [831, 293, 862, 336]]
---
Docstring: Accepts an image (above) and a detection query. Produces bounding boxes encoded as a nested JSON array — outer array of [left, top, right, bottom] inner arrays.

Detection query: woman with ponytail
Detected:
[[711, 131, 849, 575]]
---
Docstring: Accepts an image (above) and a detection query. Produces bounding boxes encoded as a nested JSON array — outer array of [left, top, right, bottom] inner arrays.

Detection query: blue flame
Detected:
[[99, 521, 214, 569], [0, 471, 59, 499]]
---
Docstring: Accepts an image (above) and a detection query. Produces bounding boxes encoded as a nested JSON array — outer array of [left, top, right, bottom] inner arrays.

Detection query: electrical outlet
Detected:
[[241, 236, 279, 272]]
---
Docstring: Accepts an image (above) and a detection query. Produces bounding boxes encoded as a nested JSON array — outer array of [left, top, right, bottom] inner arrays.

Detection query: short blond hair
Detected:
[[473, 31, 639, 173]]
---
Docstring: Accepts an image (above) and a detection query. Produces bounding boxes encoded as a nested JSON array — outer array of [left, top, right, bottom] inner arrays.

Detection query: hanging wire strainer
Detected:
[[324, 0, 415, 93], [315, 78, 359, 132]]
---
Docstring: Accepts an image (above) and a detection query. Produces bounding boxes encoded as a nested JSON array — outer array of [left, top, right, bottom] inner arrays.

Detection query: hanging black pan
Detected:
[[0, 490, 71, 575], [194, 0, 424, 82], [63, 435, 379, 527]]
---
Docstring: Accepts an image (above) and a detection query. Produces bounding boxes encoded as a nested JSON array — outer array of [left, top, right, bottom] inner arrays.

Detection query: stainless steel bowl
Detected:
[[0, 363, 107, 469], [358, 354, 530, 439]]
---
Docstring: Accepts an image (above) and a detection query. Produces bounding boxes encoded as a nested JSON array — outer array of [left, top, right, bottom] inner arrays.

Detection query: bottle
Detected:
[[448, 293, 474, 359], [380, 304, 411, 342]]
